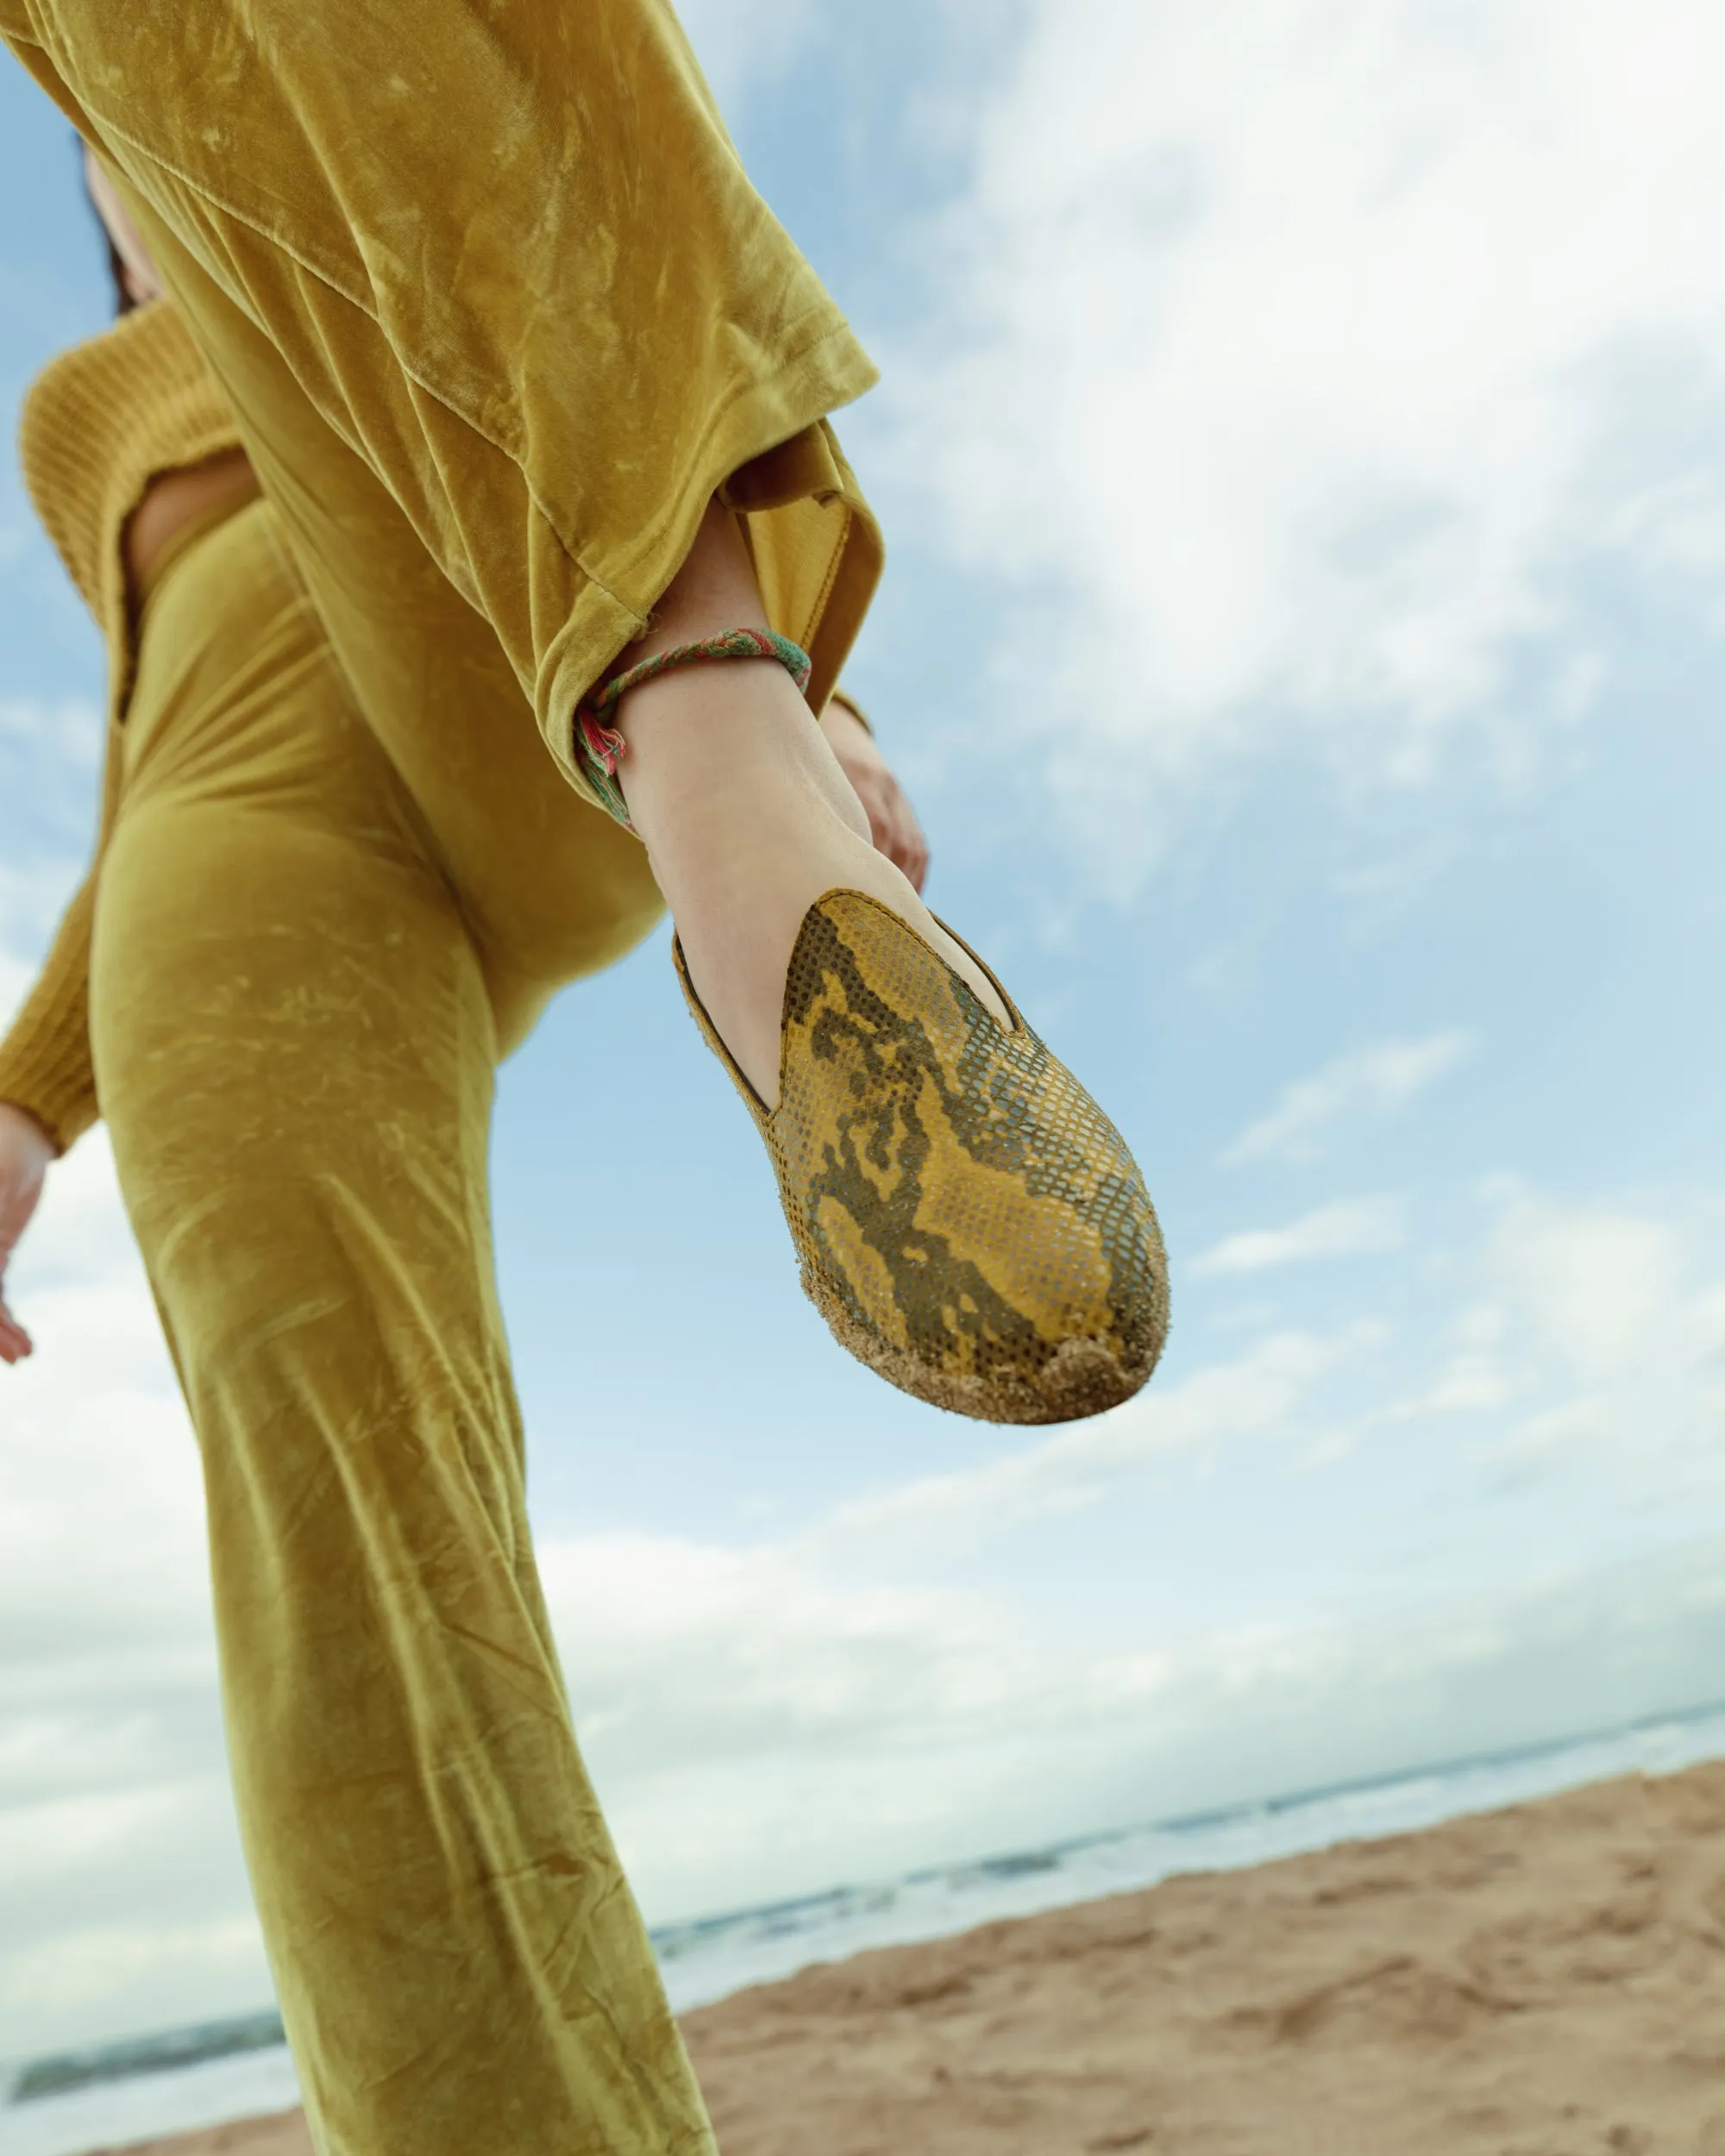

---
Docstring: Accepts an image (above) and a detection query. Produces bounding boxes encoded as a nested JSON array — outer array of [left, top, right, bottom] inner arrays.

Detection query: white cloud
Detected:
[[815, 1326, 1359, 1546], [1223, 1030, 1472, 1164], [558, 1523, 1725, 1927], [1488, 1194, 1681, 1382], [1195, 1195, 1405, 1275], [900, 0, 1725, 827], [1490, 1398, 1613, 1475], [1685, 1282, 1725, 1368], [543, 1533, 1030, 1780], [0, 1138, 254, 2055], [1427, 1191, 1725, 1499], [0, 698, 100, 765]]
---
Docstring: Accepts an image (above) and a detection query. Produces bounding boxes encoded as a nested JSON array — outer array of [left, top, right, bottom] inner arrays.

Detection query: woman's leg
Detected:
[[91, 505, 715, 2156], [0, 0, 881, 769], [0, 0, 987, 1090], [4, 0, 1168, 1420], [601, 496, 1011, 1102]]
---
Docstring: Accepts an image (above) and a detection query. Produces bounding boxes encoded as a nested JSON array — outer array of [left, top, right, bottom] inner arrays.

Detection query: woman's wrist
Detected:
[[0, 1100, 60, 1160]]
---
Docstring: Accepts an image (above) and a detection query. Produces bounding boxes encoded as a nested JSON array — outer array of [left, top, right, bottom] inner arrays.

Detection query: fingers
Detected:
[[0, 1109, 53, 1369], [854, 770, 930, 893], [897, 802, 930, 893], [0, 1294, 33, 1365], [817, 705, 933, 893], [883, 800, 929, 893]]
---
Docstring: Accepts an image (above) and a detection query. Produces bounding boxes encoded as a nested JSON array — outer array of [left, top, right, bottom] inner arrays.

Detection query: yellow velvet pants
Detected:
[[95, 499, 706, 2154], [2, 3, 889, 2151], [3, 0, 883, 813]]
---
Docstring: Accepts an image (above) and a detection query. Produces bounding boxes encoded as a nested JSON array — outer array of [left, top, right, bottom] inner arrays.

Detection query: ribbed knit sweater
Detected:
[[0, 302, 242, 1152]]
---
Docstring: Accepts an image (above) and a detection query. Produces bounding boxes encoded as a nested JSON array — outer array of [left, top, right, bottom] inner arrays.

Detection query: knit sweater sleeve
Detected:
[[0, 874, 99, 1154]]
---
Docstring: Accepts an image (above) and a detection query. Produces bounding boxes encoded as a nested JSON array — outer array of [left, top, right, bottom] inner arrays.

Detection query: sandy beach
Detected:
[[91, 1760, 1725, 2155]]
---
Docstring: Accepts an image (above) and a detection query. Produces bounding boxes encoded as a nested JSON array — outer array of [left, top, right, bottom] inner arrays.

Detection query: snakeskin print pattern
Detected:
[[676, 890, 1169, 1425]]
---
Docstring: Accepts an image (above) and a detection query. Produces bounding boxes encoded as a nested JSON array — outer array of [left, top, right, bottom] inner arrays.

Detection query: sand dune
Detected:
[[97, 1760, 1725, 2155]]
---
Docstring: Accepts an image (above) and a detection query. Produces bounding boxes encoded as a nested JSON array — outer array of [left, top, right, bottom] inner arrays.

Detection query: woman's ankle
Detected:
[[603, 494, 1008, 1100]]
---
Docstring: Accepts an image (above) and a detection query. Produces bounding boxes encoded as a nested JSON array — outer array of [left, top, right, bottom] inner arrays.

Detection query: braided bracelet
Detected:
[[575, 628, 812, 830]]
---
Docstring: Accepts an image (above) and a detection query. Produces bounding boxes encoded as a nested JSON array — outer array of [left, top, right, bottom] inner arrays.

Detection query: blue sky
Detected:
[[3, 0, 1725, 2058]]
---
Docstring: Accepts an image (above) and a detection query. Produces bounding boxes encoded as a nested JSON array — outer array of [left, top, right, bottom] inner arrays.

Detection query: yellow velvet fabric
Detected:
[[0, 3, 894, 2148], [91, 497, 713, 2155], [0, 0, 884, 809]]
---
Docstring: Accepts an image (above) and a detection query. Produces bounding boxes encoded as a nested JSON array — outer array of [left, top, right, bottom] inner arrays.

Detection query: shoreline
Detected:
[[77, 1757, 1725, 2155]]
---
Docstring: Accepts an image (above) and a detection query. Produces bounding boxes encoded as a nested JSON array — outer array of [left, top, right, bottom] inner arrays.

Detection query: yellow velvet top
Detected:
[[0, 301, 242, 1153]]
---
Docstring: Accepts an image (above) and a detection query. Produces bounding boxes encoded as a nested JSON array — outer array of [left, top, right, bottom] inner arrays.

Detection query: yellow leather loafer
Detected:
[[674, 889, 1169, 1425]]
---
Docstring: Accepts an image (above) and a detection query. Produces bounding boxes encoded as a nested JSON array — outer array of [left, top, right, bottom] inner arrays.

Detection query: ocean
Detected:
[[7, 1698, 1725, 2156]]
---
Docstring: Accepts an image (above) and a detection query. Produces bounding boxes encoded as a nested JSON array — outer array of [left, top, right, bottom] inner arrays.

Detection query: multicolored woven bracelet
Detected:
[[574, 627, 813, 829]]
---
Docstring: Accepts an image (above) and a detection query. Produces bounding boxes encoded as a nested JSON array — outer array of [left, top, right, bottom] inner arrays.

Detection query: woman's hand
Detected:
[[0, 1103, 55, 1366], [819, 698, 930, 894]]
